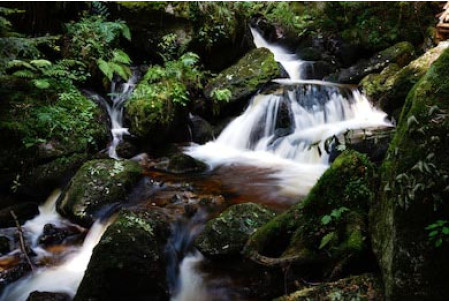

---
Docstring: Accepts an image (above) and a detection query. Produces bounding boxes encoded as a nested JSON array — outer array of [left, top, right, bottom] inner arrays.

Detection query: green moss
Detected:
[[244, 150, 374, 272], [371, 49, 449, 300], [204, 48, 281, 106], [57, 159, 143, 227], [195, 203, 276, 258], [75, 209, 170, 300]]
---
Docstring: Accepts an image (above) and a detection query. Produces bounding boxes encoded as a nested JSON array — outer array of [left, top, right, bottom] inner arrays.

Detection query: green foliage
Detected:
[[426, 220, 448, 248], [65, 14, 131, 81], [321, 207, 350, 226]]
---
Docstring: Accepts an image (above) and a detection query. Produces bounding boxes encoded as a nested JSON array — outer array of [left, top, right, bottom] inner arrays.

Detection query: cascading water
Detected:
[[172, 27, 393, 300], [0, 190, 113, 300], [85, 69, 140, 160]]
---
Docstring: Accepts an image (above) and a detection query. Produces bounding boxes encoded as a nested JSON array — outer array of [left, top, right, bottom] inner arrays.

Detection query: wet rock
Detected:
[[195, 203, 276, 258], [0, 234, 10, 255], [371, 49, 449, 300], [296, 47, 322, 61], [38, 224, 85, 247], [278, 273, 383, 300], [0, 259, 31, 294], [204, 48, 281, 108], [360, 42, 448, 118], [27, 291, 70, 301], [329, 41, 415, 84], [57, 159, 142, 227], [116, 140, 139, 159], [0, 202, 39, 228], [75, 209, 170, 300], [188, 114, 214, 144], [18, 153, 89, 199], [244, 151, 374, 278], [151, 153, 208, 174]]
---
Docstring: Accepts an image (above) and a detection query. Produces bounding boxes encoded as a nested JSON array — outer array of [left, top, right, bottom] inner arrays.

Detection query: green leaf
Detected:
[[109, 62, 131, 81], [435, 238, 443, 248], [121, 24, 131, 40], [428, 230, 438, 237], [30, 59, 52, 68], [112, 49, 131, 64], [32, 79, 51, 89], [12, 69, 35, 78], [442, 227, 449, 235], [97, 59, 113, 81], [319, 232, 336, 249], [321, 215, 332, 225]]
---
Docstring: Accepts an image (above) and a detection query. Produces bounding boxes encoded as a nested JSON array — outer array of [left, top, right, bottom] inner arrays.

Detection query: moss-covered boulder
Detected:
[[204, 48, 281, 106], [370, 49, 449, 300], [195, 203, 276, 258], [278, 273, 383, 301], [360, 42, 448, 117], [150, 153, 207, 174], [75, 209, 170, 300], [330, 42, 415, 84], [57, 159, 142, 227], [0, 81, 108, 197], [244, 151, 374, 277]]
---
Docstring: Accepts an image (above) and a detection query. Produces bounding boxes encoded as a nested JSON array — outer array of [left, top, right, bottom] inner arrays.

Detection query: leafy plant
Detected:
[[426, 220, 449, 248], [321, 207, 349, 226]]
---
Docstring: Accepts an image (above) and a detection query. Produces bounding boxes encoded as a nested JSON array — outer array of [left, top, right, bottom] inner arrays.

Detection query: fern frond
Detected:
[[30, 59, 52, 68], [12, 69, 35, 78], [97, 58, 113, 81], [112, 49, 131, 65]]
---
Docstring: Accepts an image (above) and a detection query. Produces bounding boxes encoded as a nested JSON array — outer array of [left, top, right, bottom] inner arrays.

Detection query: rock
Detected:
[[0, 202, 39, 228], [329, 41, 415, 84], [195, 203, 276, 258], [27, 291, 70, 301], [18, 153, 89, 199], [57, 159, 142, 227], [38, 224, 85, 247], [360, 42, 448, 118], [302, 61, 335, 80], [278, 273, 383, 300], [244, 151, 374, 278], [371, 49, 449, 300], [296, 47, 322, 61], [151, 153, 208, 174], [204, 48, 281, 107], [0, 234, 10, 255], [188, 113, 214, 144], [75, 209, 170, 300], [0, 260, 31, 294]]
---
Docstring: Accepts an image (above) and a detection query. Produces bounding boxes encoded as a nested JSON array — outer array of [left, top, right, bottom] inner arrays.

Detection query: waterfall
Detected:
[[0, 219, 112, 300], [84, 69, 140, 160]]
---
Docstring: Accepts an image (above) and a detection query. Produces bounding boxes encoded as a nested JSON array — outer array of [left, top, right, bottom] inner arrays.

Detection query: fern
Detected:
[[97, 58, 113, 81], [112, 49, 131, 64], [30, 59, 52, 68], [12, 69, 35, 78], [32, 79, 51, 89]]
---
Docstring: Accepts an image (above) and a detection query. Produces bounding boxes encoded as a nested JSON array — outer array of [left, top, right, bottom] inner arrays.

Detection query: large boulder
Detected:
[[74, 209, 170, 300], [370, 49, 449, 300], [57, 159, 142, 227], [360, 42, 448, 118], [150, 153, 208, 174], [329, 42, 415, 84], [278, 273, 383, 301], [195, 203, 276, 258], [244, 150, 374, 278], [0, 82, 108, 198], [204, 47, 281, 108]]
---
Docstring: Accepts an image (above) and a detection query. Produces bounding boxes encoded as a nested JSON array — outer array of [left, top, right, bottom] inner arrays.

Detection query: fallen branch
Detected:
[[10, 210, 34, 271]]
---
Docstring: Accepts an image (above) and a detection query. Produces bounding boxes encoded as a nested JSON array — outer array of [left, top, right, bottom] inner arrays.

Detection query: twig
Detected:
[[10, 210, 34, 271]]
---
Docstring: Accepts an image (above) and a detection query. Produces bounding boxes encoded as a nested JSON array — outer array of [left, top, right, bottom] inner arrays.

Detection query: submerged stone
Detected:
[[27, 291, 70, 301], [195, 203, 276, 258], [75, 209, 170, 300], [57, 159, 142, 227]]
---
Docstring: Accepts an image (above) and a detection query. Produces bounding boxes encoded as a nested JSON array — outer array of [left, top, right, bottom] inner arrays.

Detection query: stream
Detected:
[[0, 26, 392, 300]]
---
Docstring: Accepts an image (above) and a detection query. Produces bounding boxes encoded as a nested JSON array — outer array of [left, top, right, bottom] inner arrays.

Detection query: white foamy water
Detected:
[[251, 27, 305, 80], [0, 219, 112, 300]]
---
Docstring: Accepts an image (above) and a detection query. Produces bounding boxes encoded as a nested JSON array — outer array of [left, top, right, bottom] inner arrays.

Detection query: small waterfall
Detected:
[[0, 219, 112, 300], [251, 27, 305, 80], [85, 69, 140, 160]]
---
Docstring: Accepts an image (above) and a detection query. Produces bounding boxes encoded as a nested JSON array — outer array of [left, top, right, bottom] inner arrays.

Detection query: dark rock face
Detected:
[[75, 209, 171, 300], [57, 159, 143, 227], [195, 203, 276, 258], [0, 202, 39, 228], [27, 291, 70, 301], [244, 151, 374, 278], [188, 114, 214, 144], [370, 49, 449, 300], [0, 234, 10, 255], [0, 259, 31, 294], [329, 41, 415, 84], [278, 273, 384, 300], [38, 224, 85, 247]]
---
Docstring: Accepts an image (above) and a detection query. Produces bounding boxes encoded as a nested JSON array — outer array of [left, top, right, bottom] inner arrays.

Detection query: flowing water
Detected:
[[85, 69, 140, 160], [0, 191, 112, 300], [173, 27, 393, 300]]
